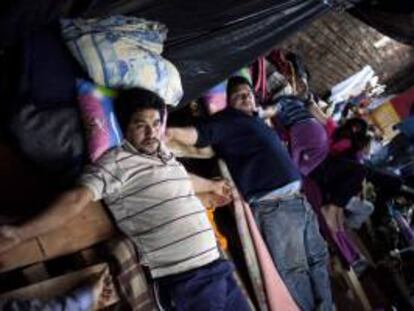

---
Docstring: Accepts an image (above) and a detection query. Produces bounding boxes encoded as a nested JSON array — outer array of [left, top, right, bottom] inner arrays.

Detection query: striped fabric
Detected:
[[275, 96, 313, 128], [80, 141, 219, 278]]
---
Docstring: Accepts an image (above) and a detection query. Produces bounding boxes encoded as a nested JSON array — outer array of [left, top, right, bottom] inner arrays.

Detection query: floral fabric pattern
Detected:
[[61, 16, 183, 106]]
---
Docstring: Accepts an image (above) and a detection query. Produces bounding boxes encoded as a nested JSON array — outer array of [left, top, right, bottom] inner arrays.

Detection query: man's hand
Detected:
[[91, 268, 117, 309], [0, 225, 22, 254], [211, 179, 232, 200], [165, 127, 199, 146]]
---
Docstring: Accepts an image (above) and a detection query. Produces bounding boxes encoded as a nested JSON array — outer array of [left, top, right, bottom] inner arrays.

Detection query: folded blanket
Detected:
[[106, 236, 156, 311], [219, 160, 299, 311], [61, 16, 183, 106]]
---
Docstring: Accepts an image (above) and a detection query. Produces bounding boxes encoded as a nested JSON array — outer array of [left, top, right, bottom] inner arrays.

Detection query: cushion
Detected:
[[28, 26, 86, 107], [8, 99, 86, 183], [77, 80, 123, 162], [61, 16, 183, 106], [202, 68, 252, 115]]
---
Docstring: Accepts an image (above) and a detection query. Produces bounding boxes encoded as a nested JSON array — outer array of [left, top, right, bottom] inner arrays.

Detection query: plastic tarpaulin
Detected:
[[0, 0, 343, 107], [0, 0, 351, 181], [329, 65, 375, 104], [351, 1, 414, 46]]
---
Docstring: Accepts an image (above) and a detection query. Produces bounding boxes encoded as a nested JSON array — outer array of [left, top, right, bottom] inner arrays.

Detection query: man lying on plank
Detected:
[[0, 88, 250, 311]]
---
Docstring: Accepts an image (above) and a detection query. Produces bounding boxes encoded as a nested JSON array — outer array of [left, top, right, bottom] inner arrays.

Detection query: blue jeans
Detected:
[[157, 259, 250, 311], [252, 196, 332, 311]]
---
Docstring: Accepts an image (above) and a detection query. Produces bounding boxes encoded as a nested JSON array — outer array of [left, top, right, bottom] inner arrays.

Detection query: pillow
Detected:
[[77, 80, 123, 162], [28, 26, 86, 108], [61, 16, 183, 106], [202, 68, 252, 115]]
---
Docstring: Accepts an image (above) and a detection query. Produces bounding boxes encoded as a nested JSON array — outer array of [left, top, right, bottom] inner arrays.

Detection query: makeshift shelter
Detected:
[[1, 0, 414, 309]]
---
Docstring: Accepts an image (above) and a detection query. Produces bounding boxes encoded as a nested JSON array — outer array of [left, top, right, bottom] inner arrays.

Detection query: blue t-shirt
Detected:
[[195, 107, 301, 200]]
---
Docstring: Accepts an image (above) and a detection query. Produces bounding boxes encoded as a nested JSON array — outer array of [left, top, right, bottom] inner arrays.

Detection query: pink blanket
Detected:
[[220, 160, 298, 311], [243, 199, 299, 311]]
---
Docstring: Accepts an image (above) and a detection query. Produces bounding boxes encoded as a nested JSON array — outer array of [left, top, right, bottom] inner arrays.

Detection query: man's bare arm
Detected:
[[189, 174, 231, 197], [0, 186, 94, 254], [189, 174, 217, 194], [166, 127, 199, 146]]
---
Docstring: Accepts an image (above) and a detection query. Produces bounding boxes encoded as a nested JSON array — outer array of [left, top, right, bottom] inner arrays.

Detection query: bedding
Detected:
[[5, 27, 87, 184], [77, 79, 123, 162], [8, 101, 85, 183], [26, 25, 85, 107], [61, 16, 183, 106]]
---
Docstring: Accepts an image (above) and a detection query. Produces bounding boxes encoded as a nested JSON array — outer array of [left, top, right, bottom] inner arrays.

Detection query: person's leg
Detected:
[[303, 200, 333, 311], [253, 198, 315, 311], [157, 259, 250, 311]]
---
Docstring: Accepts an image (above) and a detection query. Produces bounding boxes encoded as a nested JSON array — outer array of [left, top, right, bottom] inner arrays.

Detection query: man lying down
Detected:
[[0, 88, 250, 311]]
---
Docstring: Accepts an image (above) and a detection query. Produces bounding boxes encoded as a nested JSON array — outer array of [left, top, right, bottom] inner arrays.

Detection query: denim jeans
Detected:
[[252, 196, 332, 311]]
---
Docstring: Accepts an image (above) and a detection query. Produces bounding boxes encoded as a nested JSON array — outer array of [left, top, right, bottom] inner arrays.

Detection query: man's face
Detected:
[[126, 108, 163, 155], [228, 84, 256, 115]]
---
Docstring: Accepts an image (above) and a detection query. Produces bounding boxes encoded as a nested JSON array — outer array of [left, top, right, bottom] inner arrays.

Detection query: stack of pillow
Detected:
[[60, 16, 184, 162]]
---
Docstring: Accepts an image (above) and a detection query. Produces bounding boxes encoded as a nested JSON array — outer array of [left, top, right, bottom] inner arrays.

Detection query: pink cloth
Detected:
[[324, 117, 337, 139], [230, 184, 268, 309], [221, 159, 298, 311], [243, 200, 299, 311]]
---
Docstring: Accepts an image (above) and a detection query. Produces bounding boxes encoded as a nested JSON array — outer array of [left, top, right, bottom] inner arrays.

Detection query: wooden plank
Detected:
[[345, 268, 372, 311], [22, 263, 49, 284], [0, 263, 119, 310], [332, 255, 372, 311], [0, 202, 116, 273], [0, 239, 43, 273], [80, 248, 101, 266], [38, 202, 115, 258]]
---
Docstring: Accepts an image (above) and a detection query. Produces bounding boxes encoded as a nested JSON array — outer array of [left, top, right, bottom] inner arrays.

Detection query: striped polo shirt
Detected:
[[79, 141, 219, 278]]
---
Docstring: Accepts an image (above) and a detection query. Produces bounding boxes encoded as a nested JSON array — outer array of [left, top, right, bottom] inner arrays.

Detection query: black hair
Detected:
[[114, 88, 166, 133], [334, 118, 368, 140], [226, 76, 253, 104], [333, 117, 371, 155]]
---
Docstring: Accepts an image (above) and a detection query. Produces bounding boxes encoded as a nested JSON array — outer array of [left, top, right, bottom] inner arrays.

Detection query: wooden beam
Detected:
[[0, 202, 116, 273], [0, 263, 119, 310]]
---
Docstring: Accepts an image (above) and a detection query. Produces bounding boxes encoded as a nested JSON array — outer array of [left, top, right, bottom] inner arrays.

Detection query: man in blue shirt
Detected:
[[168, 76, 332, 311]]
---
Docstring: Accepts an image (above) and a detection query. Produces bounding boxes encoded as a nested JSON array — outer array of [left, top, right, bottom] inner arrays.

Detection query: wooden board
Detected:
[[0, 263, 119, 310], [0, 202, 116, 273]]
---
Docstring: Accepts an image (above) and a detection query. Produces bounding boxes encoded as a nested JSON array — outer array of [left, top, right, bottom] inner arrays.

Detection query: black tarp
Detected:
[[2, 0, 414, 104], [0, 0, 354, 181], [0, 0, 347, 106], [351, 0, 414, 46]]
